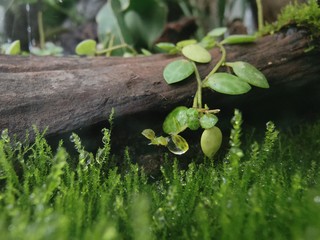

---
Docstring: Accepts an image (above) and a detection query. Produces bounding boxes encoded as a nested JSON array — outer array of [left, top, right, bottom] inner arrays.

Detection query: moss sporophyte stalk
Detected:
[[142, 28, 269, 158]]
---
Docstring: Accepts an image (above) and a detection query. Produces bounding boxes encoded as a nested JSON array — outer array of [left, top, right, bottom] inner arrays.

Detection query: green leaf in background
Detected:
[[199, 114, 218, 129], [163, 106, 188, 135], [227, 61, 269, 88], [156, 42, 178, 54], [163, 59, 194, 84], [167, 134, 189, 155], [5, 40, 21, 55], [124, 0, 168, 48], [75, 39, 97, 56], [207, 27, 227, 38], [204, 72, 252, 95], [199, 36, 216, 49], [182, 44, 212, 63], [186, 108, 200, 130], [176, 39, 197, 49], [221, 35, 256, 45], [96, 0, 133, 55]]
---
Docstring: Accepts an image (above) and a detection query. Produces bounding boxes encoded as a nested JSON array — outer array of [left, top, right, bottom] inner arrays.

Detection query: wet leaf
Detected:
[[163, 106, 188, 135], [182, 44, 212, 63], [167, 135, 189, 155], [5, 40, 21, 55], [141, 129, 156, 140], [75, 39, 97, 56], [163, 59, 194, 84], [221, 35, 256, 45], [204, 73, 252, 95], [227, 61, 269, 88], [186, 108, 200, 130], [207, 27, 227, 37], [199, 114, 218, 129]]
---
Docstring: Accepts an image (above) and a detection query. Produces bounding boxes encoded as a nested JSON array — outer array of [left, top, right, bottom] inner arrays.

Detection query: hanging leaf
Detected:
[[207, 27, 227, 38], [163, 59, 195, 84], [204, 73, 252, 95], [182, 44, 212, 63], [227, 61, 269, 88], [75, 39, 97, 56], [201, 127, 222, 158], [5, 40, 21, 55], [163, 106, 188, 135], [141, 129, 156, 140], [199, 114, 218, 129], [186, 108, 200, 130], [221, 35, 256, 45], [167, 135, 189, 155]]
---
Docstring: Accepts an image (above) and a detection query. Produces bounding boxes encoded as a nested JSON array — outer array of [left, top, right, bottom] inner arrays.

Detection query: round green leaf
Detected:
[[156, 42, 178, 54], [199, 35, 216, 49], [207, 27, 227, 37], [163, 106, 188, 135], [176, 39, 197, 48], [227, 61, 269, 88], [5, 40, 21, 55], [186, 108, 200, 130], [204, 73, 252, 95], [167, 134, 189, 155], [163, 59, 194, 84], [141, 129, 155, 140], [75, 39, 97, 56], [221, 35, 256, 45], [199, 114, 218, 129], [182, 44, 212, 63]]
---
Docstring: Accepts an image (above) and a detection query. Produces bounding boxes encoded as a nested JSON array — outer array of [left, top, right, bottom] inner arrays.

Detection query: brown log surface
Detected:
[[0, 28, 319, 139]]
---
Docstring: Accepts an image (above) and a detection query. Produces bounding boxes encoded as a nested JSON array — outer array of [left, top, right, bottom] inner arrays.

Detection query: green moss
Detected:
[[0, 112, 320, 239], [260, 0, 320, 37]]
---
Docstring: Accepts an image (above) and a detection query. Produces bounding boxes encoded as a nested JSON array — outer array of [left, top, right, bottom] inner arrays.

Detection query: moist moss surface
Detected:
[[0, 111, 320, 240]]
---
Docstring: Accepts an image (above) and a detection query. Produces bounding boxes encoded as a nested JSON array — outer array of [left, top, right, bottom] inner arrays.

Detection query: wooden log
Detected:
[[0, 27, 319, 140]]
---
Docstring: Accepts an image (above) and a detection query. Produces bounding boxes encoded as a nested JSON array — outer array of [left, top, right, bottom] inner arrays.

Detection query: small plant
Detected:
[[142, 28, 269, 158]]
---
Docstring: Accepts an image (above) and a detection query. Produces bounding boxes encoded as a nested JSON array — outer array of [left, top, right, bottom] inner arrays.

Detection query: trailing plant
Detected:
[[142, 28, 269, 158]]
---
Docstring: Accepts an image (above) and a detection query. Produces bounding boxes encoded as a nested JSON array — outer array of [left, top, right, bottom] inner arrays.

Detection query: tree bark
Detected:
[[0, 27, 319, 140]]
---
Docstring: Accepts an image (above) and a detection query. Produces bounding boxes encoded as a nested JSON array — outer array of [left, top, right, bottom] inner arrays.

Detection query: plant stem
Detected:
[[192, 61, 203, 108], [37, 11, 45, 49], [256, 0, 264, 31], [202, 42, 226, 85]]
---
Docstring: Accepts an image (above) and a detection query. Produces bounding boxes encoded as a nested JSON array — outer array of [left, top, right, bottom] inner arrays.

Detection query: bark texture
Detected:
[[0, 27, 319, 140]]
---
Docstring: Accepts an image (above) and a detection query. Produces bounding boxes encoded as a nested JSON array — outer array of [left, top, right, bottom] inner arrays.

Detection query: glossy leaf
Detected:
[[75, 39, 97, 56], [182, 44, 212, 63], [186, 108, 200, 130], [227, 61, 269, 88], [204, 73, 251, 95], [5, 40, 21, 55], [221, 35, 256, 45], [163, 106, 188, 135], [207, 27, 227, 37], [167, 135, 189, 155], [163, 60, 194, 84], [199, 114, 218, 129], [141, 129, 156, 140], [176, 39, 197, 48]]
